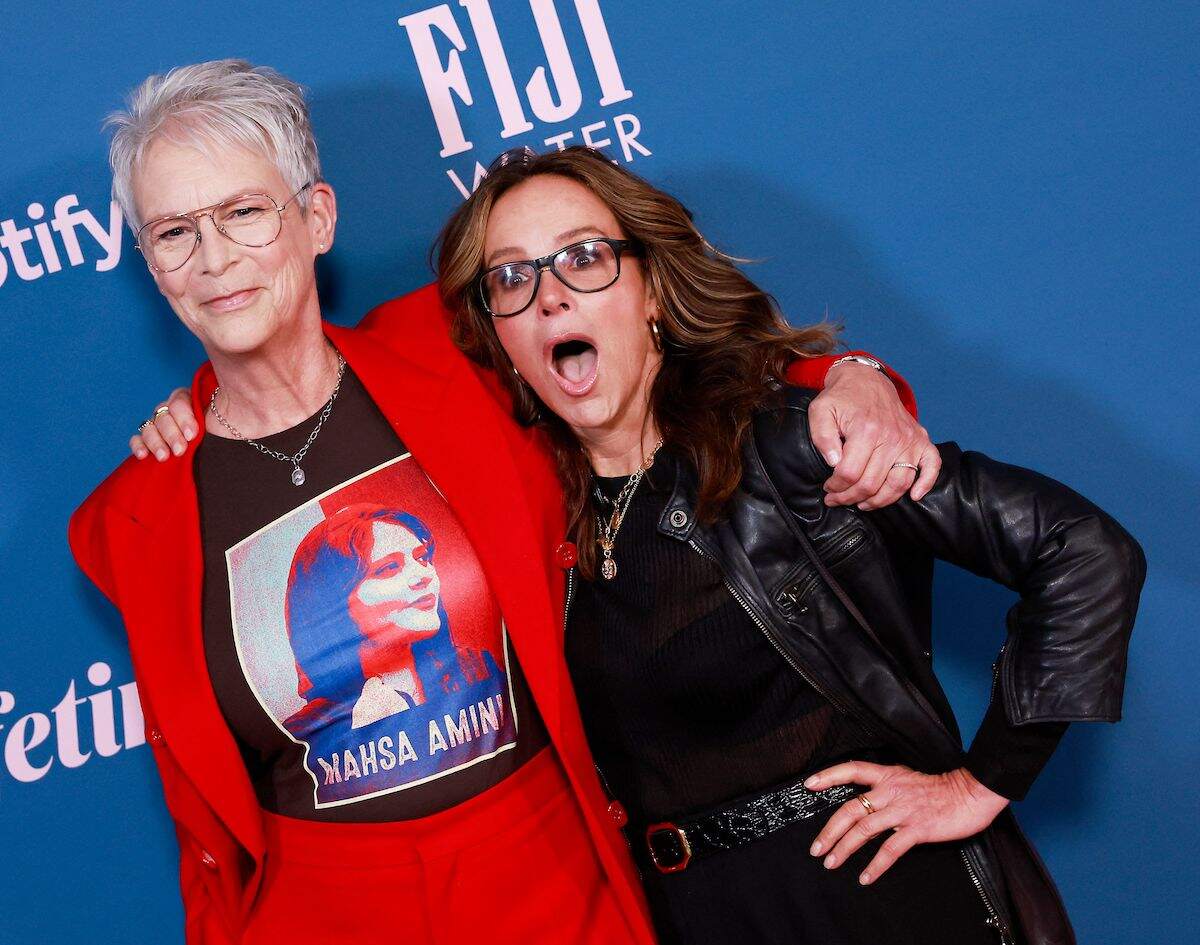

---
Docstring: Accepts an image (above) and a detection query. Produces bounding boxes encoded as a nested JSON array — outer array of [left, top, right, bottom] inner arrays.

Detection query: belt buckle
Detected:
[[645, 822, 692, 874]]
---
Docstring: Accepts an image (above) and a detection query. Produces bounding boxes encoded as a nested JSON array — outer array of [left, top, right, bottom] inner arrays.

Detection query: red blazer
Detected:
[[68, 283, 914, 943]]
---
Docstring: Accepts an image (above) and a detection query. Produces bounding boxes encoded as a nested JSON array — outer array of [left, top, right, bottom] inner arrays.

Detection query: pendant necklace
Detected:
[[594, 439, 662, 580], [209, 353, 347, 486]]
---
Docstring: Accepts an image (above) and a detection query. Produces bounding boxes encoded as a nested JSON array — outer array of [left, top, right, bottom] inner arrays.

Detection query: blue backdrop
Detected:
[[1, 2, 1194, 942]]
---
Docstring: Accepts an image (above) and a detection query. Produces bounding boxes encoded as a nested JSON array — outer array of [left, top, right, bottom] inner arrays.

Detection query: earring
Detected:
[[512, 365, 522, 381], [648, 319, 664, 353]]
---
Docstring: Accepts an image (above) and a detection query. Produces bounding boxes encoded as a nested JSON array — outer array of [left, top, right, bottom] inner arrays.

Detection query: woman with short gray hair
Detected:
[[107, 60, 322, 237], [78, 57, 648, 945]]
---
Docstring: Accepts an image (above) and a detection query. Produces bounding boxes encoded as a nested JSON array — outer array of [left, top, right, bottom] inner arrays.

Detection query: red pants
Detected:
[[243, 749, 638, 944]]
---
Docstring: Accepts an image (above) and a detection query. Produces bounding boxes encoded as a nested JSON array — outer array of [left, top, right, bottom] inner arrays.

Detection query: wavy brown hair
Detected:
[[435, 147, 839, 577]]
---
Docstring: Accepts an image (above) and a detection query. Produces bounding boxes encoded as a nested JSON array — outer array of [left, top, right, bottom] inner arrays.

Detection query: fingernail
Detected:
[[184, 426, 196, 440], [826, 451, 841, 466], [804, 776, 819, 788], [135, 449, 147, 460], [859, 872, 871, 885], [155, 450, 167, 461], [810, 841, 823, 856], [823, 854, 837, 869], [172, 443, 185, 456]]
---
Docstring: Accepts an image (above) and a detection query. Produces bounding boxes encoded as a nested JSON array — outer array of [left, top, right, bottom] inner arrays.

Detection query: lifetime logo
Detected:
[[0, 662, 144, 790], [0, 195, 124, 290]]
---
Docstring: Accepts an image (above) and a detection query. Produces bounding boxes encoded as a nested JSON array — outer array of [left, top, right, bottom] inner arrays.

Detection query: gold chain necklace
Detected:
[[594, 439, 662, 580]]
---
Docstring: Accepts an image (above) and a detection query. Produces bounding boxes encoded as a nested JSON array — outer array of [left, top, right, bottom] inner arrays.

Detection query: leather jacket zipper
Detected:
[[686, 536, 882, 739], [990, 641, 1008, 702], [688, 536, 1015, 943], [961, 846, 1015, 944], [778, 529, 866, 612]]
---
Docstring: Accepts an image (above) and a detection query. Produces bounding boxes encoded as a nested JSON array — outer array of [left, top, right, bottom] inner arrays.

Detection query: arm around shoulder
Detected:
[[786, 350, 918, 420], [356, 282, 448, 338]]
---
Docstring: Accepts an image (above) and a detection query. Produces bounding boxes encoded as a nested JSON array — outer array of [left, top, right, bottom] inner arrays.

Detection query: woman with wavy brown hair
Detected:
[[438, 149, 935, 568], [434, 146, 1144, 944]]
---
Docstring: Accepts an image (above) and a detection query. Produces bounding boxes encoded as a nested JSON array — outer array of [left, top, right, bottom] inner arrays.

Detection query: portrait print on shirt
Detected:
[[226, 454, 518, 808]]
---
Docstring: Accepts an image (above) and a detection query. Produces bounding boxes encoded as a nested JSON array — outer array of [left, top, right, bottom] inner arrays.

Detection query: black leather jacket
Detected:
[[652, 389, 1146, 945]]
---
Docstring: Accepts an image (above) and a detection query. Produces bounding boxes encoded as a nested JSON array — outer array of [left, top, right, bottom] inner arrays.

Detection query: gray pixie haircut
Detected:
[[105, 58, 322, 232]]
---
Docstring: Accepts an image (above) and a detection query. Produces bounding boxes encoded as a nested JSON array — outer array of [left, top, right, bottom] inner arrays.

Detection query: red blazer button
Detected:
[[149, 729, 164, 746], [555, 542, 578, 568], [607, 800, 629, 827]]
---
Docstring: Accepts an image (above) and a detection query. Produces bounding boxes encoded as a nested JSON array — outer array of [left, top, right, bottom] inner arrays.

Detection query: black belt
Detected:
[[639, 779, 861, 874]]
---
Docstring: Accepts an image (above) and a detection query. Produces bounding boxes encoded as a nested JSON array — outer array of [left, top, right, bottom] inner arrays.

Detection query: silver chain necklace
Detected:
[[209, 353, 347, 486], [594, 439, 662, 580]]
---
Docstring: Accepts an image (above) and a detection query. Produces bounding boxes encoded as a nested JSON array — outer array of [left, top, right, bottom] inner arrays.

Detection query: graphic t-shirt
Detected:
[[196, 367, 548, 821]]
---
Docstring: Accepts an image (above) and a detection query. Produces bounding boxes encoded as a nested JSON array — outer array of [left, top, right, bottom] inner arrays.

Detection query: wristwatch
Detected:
[[829, 354, 884, 373]]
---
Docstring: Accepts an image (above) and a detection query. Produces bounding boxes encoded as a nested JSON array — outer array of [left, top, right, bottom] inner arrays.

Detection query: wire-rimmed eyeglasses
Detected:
[[477, 237, 639, 318], [135, 181, 313, 273]]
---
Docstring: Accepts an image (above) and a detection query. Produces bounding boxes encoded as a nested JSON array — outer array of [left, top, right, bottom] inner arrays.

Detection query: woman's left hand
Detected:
[[803, 761, 1009, 885], [808, 363, 941, 510]]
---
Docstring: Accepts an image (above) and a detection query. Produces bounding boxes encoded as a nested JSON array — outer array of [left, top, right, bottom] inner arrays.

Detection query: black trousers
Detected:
[[638, 810, 1003, 945]]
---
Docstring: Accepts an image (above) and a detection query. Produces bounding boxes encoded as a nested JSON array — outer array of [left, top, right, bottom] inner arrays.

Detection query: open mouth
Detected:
[[548, 336, 599, 395]]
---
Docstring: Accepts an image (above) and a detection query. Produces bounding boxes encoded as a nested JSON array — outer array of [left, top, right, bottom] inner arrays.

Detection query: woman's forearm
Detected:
[[872, 443, 1146, 725]]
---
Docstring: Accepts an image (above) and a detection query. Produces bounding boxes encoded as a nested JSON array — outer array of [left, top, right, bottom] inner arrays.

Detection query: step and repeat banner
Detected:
[[1, 2, 1194, 942]]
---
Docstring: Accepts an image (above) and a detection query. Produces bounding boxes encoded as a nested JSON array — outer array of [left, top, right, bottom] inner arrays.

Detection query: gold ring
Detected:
[[858, 795, 875, 815], [153, 404, 171, 419]]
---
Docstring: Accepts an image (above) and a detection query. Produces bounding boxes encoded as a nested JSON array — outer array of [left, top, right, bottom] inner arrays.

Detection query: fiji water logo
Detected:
[[0, 662, 144, 790], [399, 0, 651, 196], [0, 195, 123, 290]]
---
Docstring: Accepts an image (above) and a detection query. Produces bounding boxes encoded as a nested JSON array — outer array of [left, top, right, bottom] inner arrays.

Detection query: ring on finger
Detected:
[[858, 795, 876, 815], [890, 462, 919, 472], [138, 418, 155, 432], [153, 404, 171, 419]]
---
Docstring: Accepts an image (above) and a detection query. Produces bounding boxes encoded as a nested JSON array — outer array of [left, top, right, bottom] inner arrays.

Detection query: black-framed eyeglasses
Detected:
[[477, 237, 639, 318], [135, 181, 313, 273]]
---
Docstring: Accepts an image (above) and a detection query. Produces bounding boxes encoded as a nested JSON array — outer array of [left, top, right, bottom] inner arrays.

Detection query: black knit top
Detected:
[[565, 454, 881, 824]]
